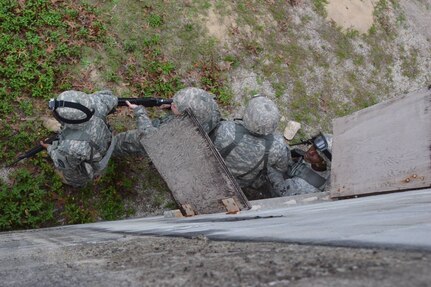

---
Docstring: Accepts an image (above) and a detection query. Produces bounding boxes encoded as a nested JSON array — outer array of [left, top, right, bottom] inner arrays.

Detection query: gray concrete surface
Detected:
[[76, 188, 431, 251], [1, 189, 431, 286]]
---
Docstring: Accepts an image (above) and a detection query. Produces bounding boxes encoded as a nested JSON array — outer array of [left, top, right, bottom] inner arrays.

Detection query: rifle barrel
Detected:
[[117, 97, 172, 107], [7, 134, 59, 167]]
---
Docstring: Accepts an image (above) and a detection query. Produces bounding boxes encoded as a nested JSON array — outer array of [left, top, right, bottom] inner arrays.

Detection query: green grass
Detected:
[[0, 170, 56, 231]]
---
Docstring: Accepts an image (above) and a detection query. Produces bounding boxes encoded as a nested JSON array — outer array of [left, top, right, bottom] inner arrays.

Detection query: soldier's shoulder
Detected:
[[216, 120, 236, 131], [272, 133, 287, 147], [58, 139, 92, 156]]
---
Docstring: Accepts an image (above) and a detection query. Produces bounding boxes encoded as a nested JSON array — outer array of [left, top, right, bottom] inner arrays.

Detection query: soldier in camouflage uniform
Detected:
[[113, 87, 221, 156], [211, 95, 289, 190], [267, 134, 333, 196], [41, 90, 118, 187]]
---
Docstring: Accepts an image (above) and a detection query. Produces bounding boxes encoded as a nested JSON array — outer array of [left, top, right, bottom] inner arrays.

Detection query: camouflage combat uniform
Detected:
[[47, 90, 118, 187], [267, 134, 333, 196], [211, 95, 289, 189], [113, 87, 221, 156]]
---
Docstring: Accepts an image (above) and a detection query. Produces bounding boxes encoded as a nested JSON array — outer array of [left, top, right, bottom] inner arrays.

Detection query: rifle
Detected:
[[117, 97, 172, 107], [9, 97, 172, 167], [289, 138, 314, 147], [108, 97, 172, 114], [7, 134, 59, 167]]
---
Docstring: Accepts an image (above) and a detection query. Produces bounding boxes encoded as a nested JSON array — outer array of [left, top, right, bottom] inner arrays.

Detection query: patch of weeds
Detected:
[[268, 1, 289, 22], [62, 203, 94, 224], [373, 0, 396, 37], [369, 43, 393, 70], [147, 13, 163, 28], [196, 58, 233, 106], [19, 101, 34, 116], [224, 55, 240, 69], [285, 43, 308, 77], [312, 0, 328, 17], [334, 30, 355, 61], [396, 12, 407, 27], [0, 169, 55, 231], [368, 24, 377, 35], [97, 186, 128, 220], [289, 80, 318, 125], [353, 55, 365, 66], [124, 39, 138, 53], [401, 49, 419, 79], [301, 15, 313, 25], [345, 29, 360, 38], [273, 82, 286, 98], [352, 90, 378, 110]]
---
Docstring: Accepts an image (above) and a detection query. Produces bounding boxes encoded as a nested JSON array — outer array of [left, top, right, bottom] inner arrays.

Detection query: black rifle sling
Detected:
[[219, 123, 247, 158]]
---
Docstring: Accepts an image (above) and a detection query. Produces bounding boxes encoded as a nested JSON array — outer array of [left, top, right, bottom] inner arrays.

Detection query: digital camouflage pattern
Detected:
[[173, 87, 221, 134], [47, 90, 118, 187], [113, 87, 221, 156], [267, 163, 330, 197], [267, 134, 333, 196], [243, 95, 280, 136], [212, 120, 289, 188], [112, 106, 163, 157]]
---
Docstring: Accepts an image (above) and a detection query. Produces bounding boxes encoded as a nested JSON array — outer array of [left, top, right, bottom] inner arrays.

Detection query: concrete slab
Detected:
[[70, 188, 431, 251]]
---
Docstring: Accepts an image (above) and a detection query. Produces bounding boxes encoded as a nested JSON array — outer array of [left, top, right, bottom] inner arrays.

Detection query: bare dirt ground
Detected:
[[327, 0, 377, 33], [1, 234, 430, 287]]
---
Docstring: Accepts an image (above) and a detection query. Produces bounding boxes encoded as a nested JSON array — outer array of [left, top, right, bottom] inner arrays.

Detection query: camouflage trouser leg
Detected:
[[112, 130, 147, 157]]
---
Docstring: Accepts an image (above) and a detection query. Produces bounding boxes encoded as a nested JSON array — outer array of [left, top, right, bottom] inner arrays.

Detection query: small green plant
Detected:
[[62, 203, 94, 224], [313, 0, 328, 16], [224, 54, 240, 69], [148, 13, 163, 28], [0, 170, 55, 231]]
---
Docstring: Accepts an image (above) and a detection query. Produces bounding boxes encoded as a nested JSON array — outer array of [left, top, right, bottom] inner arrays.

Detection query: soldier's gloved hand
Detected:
[[40, 140, 50, 149], [159, 104, 171, 110], [126, 100, 138, 109]]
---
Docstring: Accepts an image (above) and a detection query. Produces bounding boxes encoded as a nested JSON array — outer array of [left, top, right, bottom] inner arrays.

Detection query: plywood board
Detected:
[[330, 88, 431, 198], [141, 109, 251, 214]]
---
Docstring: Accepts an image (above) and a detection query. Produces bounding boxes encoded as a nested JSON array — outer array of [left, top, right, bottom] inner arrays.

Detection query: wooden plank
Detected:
[[221, 198, 241, 214], [141, 109, 251, 214], [330, 88, 431, 198]]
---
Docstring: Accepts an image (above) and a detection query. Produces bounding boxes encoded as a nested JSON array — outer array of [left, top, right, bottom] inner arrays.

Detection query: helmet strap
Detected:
[[49, 99, 94, 124]]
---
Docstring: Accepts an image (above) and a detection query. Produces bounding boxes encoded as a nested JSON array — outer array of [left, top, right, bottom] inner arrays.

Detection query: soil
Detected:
[[327, 0, 377, 33], [1, 234, 430, 286]]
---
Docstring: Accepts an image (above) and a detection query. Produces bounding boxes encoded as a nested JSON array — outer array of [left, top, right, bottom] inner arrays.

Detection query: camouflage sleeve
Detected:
[[113, 129, 146, 157], [267, 167, 289, 197], [267, 167, 320, 197], [271, 137, 290, 173], [92, 90, 118, 116], [134, 106, 158, 136]]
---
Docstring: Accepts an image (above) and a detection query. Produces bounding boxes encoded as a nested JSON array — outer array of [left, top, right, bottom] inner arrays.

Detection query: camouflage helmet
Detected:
[[243, 95, 280, 136], [173, 87, 221, 133], [55, 90, 94, 129]]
